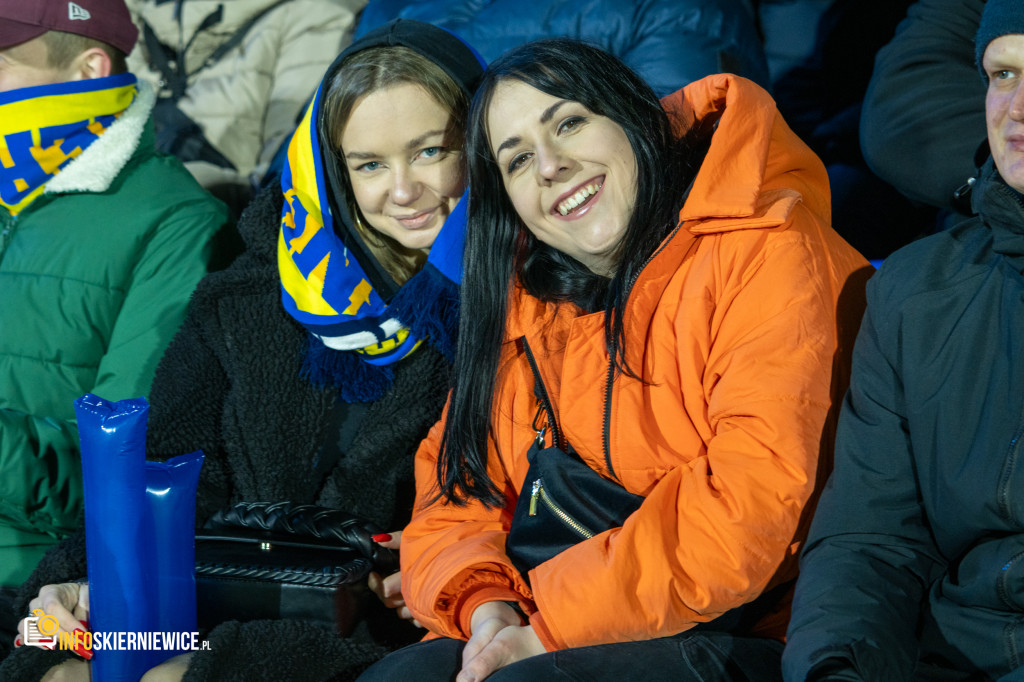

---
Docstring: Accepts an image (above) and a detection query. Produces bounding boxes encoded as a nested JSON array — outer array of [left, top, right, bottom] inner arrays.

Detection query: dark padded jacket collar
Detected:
[[974, 158, 1024, 267]]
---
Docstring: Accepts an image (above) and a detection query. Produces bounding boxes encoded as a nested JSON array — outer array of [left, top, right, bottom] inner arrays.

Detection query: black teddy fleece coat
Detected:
[[0, 187, 451, 681]]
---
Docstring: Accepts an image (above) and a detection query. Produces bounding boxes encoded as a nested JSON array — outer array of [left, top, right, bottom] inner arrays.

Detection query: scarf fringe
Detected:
[[299, 263, 458, 402], [389, 263, 460, 363], [301, 334, 394, 403]]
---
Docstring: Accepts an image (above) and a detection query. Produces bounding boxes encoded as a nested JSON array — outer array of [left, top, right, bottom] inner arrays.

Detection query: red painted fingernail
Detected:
[[13, 635, 21, 647], [79, 619, 89, 630], [371, 533, 392, 543], [73, 629, 93, 659]]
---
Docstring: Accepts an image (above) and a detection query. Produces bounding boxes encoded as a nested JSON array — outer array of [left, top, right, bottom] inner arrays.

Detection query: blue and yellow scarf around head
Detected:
[[277, 81, 465, 402], [0, 73, 137, 216]]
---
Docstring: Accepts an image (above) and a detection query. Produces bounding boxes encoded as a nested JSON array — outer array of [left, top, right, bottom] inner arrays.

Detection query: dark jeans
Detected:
[[357, 631, 783, 681]]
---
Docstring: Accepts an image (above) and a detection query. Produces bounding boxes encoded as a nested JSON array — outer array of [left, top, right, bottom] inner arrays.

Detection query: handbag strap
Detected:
[[521, 337, 577, 455], [202, 501, 398, 574], [195, 559, 371, 587]]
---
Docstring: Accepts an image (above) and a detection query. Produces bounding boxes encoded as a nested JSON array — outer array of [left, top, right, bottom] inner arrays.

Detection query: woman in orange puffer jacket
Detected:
[[360, 38, 870, 682]]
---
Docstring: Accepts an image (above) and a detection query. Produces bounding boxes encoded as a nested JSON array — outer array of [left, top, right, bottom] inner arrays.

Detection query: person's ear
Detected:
[[71, 47, 112, 80]]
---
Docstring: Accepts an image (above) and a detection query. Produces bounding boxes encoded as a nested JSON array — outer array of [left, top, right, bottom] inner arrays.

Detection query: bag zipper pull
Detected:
[[529, 479, 541, 516], [531, 402, 547, 447]]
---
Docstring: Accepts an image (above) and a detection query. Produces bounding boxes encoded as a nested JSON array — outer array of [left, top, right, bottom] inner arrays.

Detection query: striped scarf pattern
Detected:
[[0, 73, 137, 216]]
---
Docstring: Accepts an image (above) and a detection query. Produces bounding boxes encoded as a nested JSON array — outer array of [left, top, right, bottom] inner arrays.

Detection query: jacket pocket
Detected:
[[943, 534, 1024, 612], [528, 477, 595, 539]]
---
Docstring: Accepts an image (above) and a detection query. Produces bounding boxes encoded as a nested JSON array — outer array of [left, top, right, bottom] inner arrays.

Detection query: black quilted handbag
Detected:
[[194, 501, 396, 633]]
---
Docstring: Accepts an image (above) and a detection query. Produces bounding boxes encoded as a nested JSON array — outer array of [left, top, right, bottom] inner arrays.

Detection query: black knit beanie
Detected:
[[977, 0, 1024, 79]]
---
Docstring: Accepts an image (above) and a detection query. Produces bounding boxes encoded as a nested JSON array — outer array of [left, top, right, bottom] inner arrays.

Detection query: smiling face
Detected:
[[486, 79, 638, 276], [340, 82, 465, 252], [985, 34, 1024, 194]]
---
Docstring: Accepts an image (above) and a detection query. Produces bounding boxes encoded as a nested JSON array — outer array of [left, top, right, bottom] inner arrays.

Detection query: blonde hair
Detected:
[[322, 45, 468, 284]]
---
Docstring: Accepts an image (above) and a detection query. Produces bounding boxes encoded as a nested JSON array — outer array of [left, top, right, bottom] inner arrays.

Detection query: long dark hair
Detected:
[[438, 39, 696, 505]]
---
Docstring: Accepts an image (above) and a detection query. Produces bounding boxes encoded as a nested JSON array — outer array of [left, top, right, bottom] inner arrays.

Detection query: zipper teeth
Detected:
[[538, 481, 594, 538], [522, 339, 562, 448], [602, 359, 616, 477], [997, 402, 1024, 521], [603, 220, 695, 479]]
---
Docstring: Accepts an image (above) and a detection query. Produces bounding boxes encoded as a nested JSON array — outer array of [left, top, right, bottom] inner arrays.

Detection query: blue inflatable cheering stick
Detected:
[[76, 394, 204, 681]]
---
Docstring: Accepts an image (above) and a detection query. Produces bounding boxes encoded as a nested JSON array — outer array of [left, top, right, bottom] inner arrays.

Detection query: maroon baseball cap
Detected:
[[0, 0, 138, 54]]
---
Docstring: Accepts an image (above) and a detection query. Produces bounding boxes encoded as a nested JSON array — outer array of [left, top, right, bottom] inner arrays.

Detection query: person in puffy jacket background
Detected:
[[354, 0, 770, 97], [859, 0, 986, 218], [125, 0, 367, 218], [765, 0, 935, 260], [358, 37, 868, 682]]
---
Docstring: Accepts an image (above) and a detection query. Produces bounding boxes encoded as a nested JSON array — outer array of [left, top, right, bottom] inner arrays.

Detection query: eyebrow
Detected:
[[344, 129, 447, 161], [494, 99, 568, 157]]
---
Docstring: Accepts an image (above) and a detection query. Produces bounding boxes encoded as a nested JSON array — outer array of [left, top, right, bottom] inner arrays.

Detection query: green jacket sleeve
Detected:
[[89, 206, 226, 405], [0, 411, 84, 537], [0, 202, 227, 538]]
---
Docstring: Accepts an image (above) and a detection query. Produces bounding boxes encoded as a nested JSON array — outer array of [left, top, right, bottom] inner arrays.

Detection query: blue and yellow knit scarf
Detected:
[[0, 73, 137, 216], [278, 84, 464, 402]]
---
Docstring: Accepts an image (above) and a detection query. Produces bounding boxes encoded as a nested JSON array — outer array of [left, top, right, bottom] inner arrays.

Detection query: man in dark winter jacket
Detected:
[[0, 0, 226, 653], [783, 0, 1024, 679]]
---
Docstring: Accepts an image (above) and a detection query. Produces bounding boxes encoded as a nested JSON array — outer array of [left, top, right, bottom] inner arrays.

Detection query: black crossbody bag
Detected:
[[505, 339, 644, 584], [505, 339, 794, 633]]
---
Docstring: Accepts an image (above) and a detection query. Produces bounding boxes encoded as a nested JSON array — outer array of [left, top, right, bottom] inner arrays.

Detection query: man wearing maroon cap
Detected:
[[0, 0, 228, 653], [0, 0, 141, 90]]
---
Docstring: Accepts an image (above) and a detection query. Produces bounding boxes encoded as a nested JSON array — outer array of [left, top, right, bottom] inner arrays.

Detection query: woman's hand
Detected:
[[18, 583, 91, 655], [366, 531, 423, 627], [21, 583, 191, 681], [457, 601, 544, 682]]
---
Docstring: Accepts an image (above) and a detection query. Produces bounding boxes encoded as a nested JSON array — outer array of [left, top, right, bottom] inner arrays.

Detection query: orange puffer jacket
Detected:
[[401, 74, 870, 651]]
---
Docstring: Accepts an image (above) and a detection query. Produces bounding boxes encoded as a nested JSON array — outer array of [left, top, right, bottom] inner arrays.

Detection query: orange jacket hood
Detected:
[[506, 73, 834, 343]]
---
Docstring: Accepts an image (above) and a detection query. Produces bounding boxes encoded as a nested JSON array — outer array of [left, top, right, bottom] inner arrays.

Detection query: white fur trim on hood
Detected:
[[45, 79, 156, 195]]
